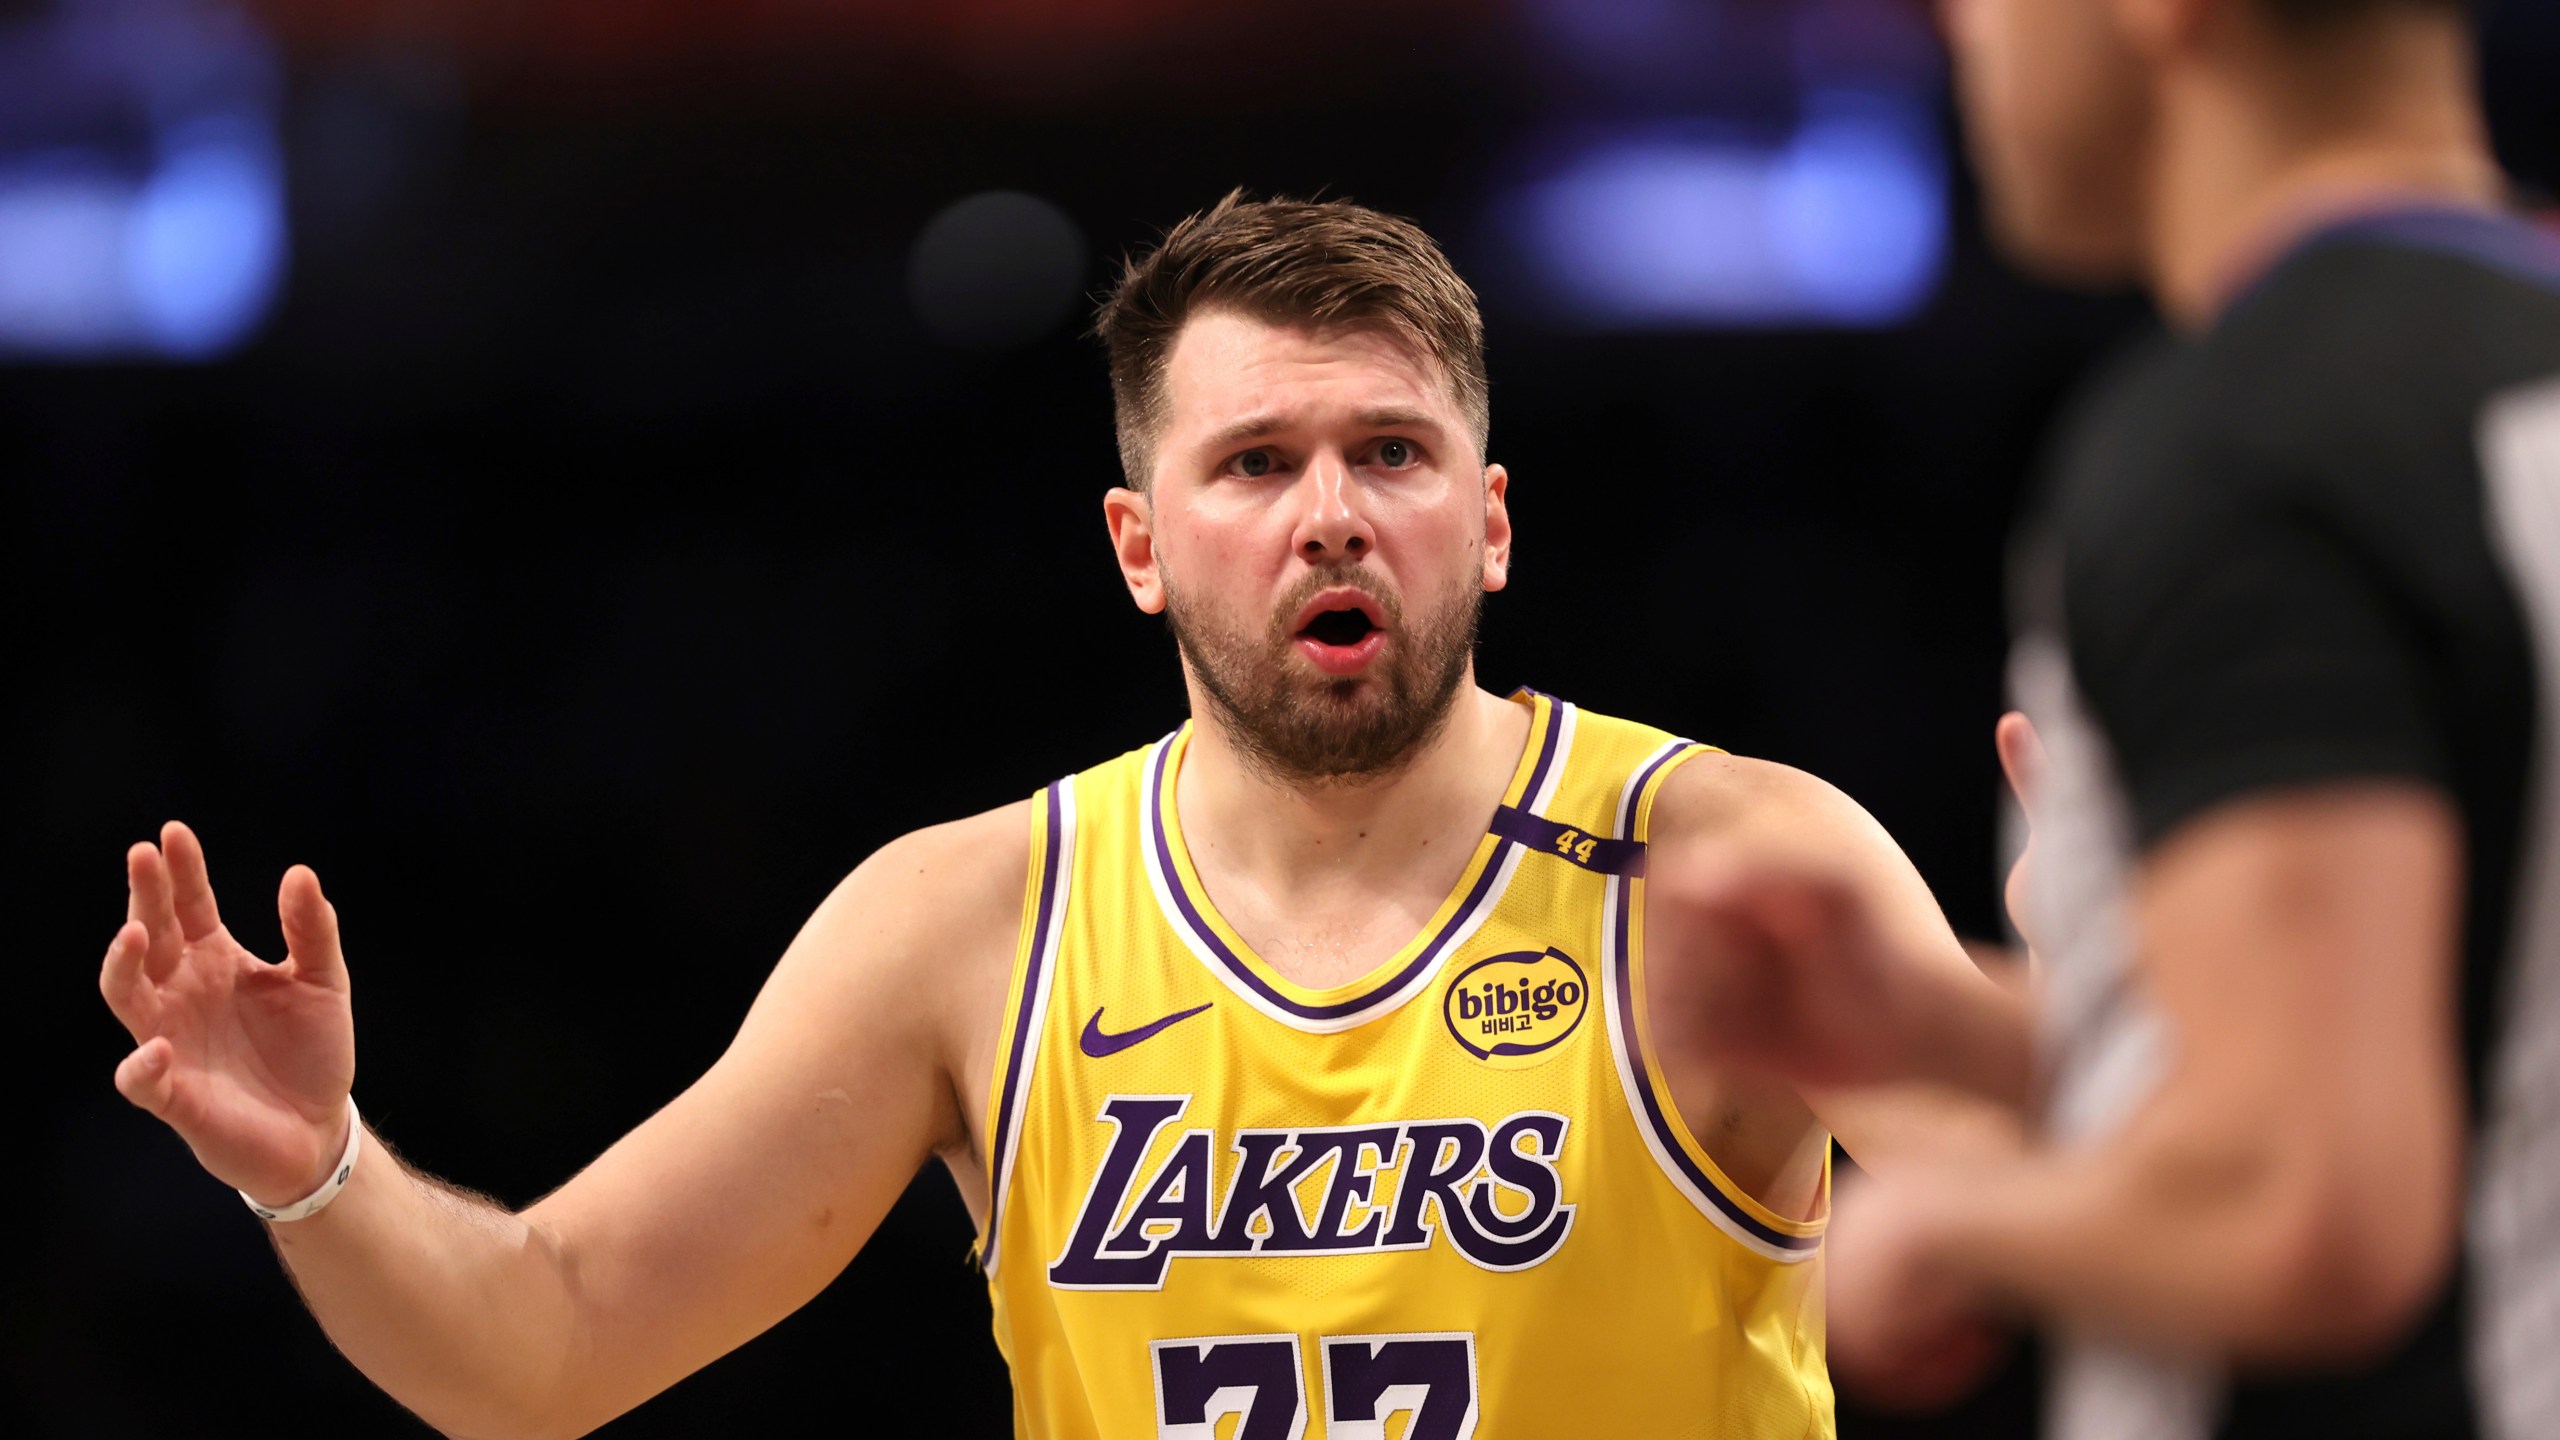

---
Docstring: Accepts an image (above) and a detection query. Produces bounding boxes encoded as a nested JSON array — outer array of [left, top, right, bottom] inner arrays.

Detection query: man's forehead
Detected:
[[1161, 310, 1452, 433]]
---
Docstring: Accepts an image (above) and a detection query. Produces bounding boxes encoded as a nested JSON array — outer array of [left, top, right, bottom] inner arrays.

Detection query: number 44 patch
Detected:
[[1151, 1331, 1479, 1440]]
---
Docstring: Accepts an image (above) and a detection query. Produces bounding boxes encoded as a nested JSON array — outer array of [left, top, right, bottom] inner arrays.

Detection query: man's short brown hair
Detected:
[[1094, 190, 1491, 489]]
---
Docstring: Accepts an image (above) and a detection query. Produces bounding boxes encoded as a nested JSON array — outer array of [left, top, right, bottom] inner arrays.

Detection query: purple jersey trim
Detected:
[[1609, 742, 1822, 1254], [1488, 803, 1649, 877], [983, 778, 1067, 1273], [1149, 696, 1566, 1023]]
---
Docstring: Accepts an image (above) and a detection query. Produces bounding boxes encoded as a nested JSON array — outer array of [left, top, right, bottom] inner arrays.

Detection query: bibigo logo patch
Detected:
[[1443, 947, 1589, 1067]]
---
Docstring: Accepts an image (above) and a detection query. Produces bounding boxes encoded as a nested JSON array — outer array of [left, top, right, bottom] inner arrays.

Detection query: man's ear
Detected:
[[1482, 462, 1513, 593], [1105, 486, 1166, 615]]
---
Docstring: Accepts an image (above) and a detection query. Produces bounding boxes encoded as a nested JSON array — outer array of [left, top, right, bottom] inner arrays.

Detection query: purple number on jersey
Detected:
[[1322, 1332, 1479, 1440], [1150, 1334, 1306, 1440]]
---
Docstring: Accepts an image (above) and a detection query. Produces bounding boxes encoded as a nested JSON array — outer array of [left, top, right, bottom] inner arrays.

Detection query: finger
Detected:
[[1665, 887, 1806, 1039], [1674, 850, 1859, 932], [127, 841, 185, 983], [1994, 711, 2047, 811], [1744, 866, 1861, 956], [114, 1036, 183, 1119], [1657, 850, 1842, 949], [1847, 1316, 2006, 1412], [99, 920, 160, 1040], [279, 865, 349, 992], [161, 820, 224, 942], [1649, 858, 1772, 967]]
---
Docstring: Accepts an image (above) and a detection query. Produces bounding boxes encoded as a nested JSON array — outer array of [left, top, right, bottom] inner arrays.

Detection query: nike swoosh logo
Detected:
[[1080, 1002, 1214, 1059]]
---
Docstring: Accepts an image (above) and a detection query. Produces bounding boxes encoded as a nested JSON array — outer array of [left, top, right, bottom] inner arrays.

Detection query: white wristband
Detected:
[[242, 1097, 362, 1223]]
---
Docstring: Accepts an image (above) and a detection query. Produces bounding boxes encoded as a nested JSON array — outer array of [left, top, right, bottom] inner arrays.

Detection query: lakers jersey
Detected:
[[980, 690, 1831, 1439]]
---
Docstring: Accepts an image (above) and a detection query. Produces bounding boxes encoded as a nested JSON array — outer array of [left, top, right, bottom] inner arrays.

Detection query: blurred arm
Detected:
[[271, 807, 1024, 1440], [1889, 784, 2464, 1360], [1643, 755, 2034, 1180]]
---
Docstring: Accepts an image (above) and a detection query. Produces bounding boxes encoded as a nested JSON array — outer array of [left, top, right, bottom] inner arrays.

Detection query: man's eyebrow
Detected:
[[1199, 414, 1291, 453], [1355, 408, 1445, 435], [1196, 408, 1448, 454]]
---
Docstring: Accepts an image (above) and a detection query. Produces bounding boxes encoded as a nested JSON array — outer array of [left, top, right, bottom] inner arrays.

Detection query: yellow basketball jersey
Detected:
[[980, 690, 1832, 1439]]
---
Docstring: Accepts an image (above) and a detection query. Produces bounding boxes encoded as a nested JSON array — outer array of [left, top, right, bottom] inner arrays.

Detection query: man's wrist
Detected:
[[244, 1096, 362, 1222]]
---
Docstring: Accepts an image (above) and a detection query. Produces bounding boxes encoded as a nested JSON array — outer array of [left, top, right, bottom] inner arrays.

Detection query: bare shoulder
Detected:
[[833, 800, 1037, 932], [1647, 750, 1901, 865], [801, 798, 1037, 986], [1644, 749, 1970, 980], [743, 798, 1036, 1051], [719, 798, 1040, 1165]]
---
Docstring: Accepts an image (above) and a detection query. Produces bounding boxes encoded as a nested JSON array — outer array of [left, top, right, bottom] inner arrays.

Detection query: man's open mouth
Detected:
[[1290, 591, 1391, 675], [1300, 608, 1378, 647]]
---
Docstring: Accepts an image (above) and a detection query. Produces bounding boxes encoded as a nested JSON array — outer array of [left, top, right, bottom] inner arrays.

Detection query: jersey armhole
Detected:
[[978, 777, 1077, 1277], [1609, 741, 1830, 1262]]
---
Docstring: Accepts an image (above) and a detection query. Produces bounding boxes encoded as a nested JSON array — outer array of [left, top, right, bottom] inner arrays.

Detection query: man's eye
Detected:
[[1237, 449, 1274, 477], [1376, 439, 1415, 468]]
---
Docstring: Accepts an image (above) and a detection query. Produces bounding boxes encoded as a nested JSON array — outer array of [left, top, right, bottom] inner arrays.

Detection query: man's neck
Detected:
[[2145, 11, 2502, 330], [1175, 681, 1529, 902]]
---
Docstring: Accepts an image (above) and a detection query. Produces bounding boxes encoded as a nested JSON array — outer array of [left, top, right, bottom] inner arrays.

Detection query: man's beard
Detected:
[[1165, 565, 1480, 788]]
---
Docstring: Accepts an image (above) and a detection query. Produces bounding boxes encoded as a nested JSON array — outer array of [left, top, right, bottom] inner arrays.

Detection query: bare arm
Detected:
[[101, 810, 1026, 1439], [1845, 784, 2464, 1363], [1642, 753, 2033, 1179]]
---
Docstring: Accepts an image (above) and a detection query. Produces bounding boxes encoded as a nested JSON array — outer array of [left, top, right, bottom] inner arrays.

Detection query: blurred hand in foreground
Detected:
[[1646, 714, 2047, 1099], [1825, 1166, 2010, 1411], [1648, 850, 1934, 1091]]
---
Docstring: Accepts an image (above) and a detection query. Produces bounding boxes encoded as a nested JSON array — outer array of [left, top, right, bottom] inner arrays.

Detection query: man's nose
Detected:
[[1290, 450, 1375, 561]]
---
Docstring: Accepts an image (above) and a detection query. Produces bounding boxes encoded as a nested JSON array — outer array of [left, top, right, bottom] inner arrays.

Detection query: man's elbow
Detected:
[[412, 1228, 607, 1440]]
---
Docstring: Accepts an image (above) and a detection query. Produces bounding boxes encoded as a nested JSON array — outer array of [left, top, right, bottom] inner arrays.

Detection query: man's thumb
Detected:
[[279, 865, 349, 991], [115, 1038, 181, 1117], [1995, 712, 2047, 811]]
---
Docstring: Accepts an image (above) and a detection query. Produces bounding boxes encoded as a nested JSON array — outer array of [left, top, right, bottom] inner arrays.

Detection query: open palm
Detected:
[[100, 821, 356, 1207]]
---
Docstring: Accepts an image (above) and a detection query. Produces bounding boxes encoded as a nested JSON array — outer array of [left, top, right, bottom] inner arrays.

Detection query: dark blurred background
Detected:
[[8, 0, 2555, 1434]]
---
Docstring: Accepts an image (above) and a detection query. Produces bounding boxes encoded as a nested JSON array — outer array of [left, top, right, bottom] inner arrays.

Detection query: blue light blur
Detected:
[[1518, 0, 1736, 102], [0, 1, 288, 361], [1493, 0, 1949, 330], [1770, 97, 1948, 322], [1514, 98, 1944, 328], [128, 114, 288, 357]]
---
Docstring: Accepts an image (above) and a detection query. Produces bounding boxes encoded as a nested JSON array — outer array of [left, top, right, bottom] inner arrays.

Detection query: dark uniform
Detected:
[[2013, 206, 2560, 1440]]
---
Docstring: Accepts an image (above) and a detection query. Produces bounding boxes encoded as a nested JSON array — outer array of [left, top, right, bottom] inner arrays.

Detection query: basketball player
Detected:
[[1668, 1, 2560, 1436], [96, 194, 2019, 1437]]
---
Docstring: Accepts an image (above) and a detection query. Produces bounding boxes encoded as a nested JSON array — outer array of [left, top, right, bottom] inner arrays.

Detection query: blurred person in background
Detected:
[[1668, 0, 2560, 1436], [93, 194, 2018, 1438]]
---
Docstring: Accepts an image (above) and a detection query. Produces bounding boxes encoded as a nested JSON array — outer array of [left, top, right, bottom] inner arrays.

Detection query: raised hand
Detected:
[[1647, 849, 1926, 1090], [100, 822, 357, 1209], [1822, 1168, 2009, 1411], [1642, 722, 2043, 1104]]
